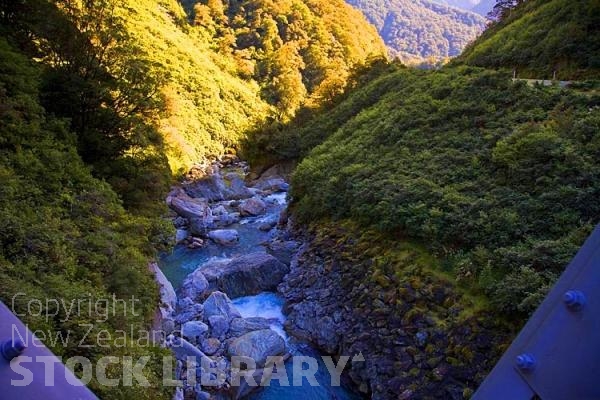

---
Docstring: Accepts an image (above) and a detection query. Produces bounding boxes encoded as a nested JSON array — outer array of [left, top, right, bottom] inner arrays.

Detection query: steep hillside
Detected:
[[346, 0, 486, 62], [106, 0, 271, 173], [0, 34, 173, 400], [286, 64, 600, 318], [459, 0, 600, 79], [182, 0, 387, 119]]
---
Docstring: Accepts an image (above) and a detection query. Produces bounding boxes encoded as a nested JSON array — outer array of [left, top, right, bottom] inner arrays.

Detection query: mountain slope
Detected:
[[459, 0, 600, 79], [346, 0, 486, 62], [181, 0, 387, 119]]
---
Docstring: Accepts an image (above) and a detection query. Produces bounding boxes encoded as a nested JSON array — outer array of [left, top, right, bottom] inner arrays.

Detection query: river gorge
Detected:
[[155, 158, 361, 399], [154, 157, 504, 400]]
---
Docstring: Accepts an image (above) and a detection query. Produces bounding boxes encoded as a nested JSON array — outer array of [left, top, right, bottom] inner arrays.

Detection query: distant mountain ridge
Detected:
[[346, 0, 487, 62], [436, 0, 495, 15]]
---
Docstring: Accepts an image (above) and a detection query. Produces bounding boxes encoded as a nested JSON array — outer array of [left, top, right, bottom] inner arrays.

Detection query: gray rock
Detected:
[[266, 240, 300, 265], [230, 317, 273, 337], [239, 197, 266, 217], [167, 188, 214, 221], [189, 217, 214, 236], [259, 222, 275, 232], [211, 205, 228, 216], [223, 173, 253, 200], [177, 297, 194, 310], [149, 263, 177, 313], [228, 329, 286, 367], [203, 291, 242, 321], [208, 315, 230, 338], [200, 338, 221, 356], [183, 167, 228, 201], [180, 269, 210, 301], [174, 303, 204, 325], [167, 336, 213, 366], [201, 253, 290, 298], [182, 321, 209, 343], [149, 263, 177, 337], [214, 212, 241, 228], [207, 229, 239, 245], [253, 177, 289, 192]]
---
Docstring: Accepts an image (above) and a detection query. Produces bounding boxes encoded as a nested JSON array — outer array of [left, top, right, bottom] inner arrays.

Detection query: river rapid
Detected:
[[159, 160, 360, 400]]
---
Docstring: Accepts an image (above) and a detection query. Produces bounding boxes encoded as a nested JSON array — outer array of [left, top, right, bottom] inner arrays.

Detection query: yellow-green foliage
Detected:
[[186, 0, 388, 119], [114, 0, 271, 173], [0, 36, 174, 399]]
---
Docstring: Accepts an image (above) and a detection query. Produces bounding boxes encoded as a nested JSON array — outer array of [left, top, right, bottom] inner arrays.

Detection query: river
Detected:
[[160, 166, 360, 399]]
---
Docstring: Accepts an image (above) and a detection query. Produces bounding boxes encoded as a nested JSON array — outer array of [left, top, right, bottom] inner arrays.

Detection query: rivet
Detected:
[[564, 290, 586, 311], [516, 353, 535, 372], [1, 339, 26, 361]]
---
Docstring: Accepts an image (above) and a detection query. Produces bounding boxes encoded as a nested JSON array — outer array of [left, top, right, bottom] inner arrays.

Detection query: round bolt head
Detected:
[[1, 339, 26, 361], [516, 353, 535, 372], [563, 290, 586, 311]]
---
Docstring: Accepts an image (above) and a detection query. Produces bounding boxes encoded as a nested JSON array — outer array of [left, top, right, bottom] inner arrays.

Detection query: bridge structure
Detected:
[[0, 300, 98, 399], [473, 224, 600, 399]]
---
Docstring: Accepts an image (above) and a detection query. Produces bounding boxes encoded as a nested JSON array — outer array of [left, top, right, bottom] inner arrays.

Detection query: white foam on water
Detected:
[[199, 255, 232, 268], [264, 192, 288, 206], [233, 292, 288, 340]]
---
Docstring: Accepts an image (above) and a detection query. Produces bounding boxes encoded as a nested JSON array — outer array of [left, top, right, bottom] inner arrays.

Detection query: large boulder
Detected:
[[181, 269, 210, 301], [149, 263, 177, 312], [203, 291, 242, 322], [239, 197, 266, 217], [200, 338, 221, 356], [167, 188, 214, 222], [189, 218, 213, 236], [229, 317, 273, 337], [223, 173, 253, 200], [227, 329, 286, 367], [253, 177, 289, 193], [208, 315, 230, 338], [149, 263, 177, 336], [207, 229, 239, 246], [183, 166, 228, 201], [201, 253, 290, 298], [182, 321, 209, 344], [265, 240, 300, 265]]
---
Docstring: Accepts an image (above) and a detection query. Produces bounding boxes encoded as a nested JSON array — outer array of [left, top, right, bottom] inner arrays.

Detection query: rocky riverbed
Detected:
[[154, 157, 360, 400]]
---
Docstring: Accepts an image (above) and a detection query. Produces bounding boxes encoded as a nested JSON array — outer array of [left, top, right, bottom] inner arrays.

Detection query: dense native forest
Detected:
[[346, 0, 486, 63], [1, 0, 599, 398], [180, 0, 387, 119]]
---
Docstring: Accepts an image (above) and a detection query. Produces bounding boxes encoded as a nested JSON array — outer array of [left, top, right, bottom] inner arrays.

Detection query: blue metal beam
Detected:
[[473, 224, 600, 400], [0, 301, 99, 399]]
